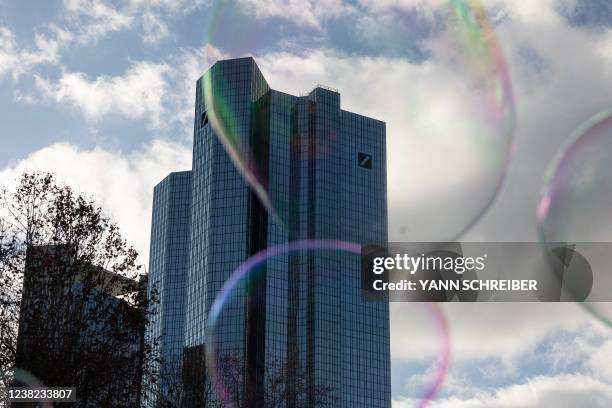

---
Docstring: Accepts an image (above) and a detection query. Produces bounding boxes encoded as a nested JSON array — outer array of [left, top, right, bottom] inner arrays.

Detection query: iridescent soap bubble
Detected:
[[200, 0, 515, 241], [205, 240, 451, 407], [412, 303, 451, 408], [390, 0, 515, 241], [539, 109, 612, 242], [538, 109, 612, 324], [199, 58, 279, 225], [198, 0, 287, 226]]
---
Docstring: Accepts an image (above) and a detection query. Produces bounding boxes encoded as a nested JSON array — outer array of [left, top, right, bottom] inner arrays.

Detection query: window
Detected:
[[357, 152, 372, 169], [200, 112, 209, 128]]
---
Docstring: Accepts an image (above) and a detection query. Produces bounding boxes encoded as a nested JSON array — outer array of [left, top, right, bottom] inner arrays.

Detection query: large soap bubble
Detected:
[[391, 0, 515, 241], [200, 0, 516, 241], [387, 303, 451, 408], [539, 109, 612, 242], [205, 240, 451, 407], [538, 109, 612, 325]]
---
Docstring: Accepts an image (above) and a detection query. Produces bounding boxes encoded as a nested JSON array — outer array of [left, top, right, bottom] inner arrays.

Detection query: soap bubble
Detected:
[[414, 303, 451, 408], [538, 109, 612, 324], [391, 0, 515, 241], [199, 0, 283, 224], [199, 0, 515, 241], [199, 56, 280, 224], [539, 109, 612, 242], [205, 240, 450, 407]]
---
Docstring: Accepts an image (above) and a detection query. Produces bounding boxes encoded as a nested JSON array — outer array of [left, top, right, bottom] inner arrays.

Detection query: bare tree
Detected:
[[0, 218, 19, 399], [0, 173, 156, 406], [147, 349, 336, 407], [152, 359, 216, 408]]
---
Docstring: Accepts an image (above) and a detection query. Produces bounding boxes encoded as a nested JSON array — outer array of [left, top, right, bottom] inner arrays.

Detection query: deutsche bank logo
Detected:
[[358, 152, 372, 169]]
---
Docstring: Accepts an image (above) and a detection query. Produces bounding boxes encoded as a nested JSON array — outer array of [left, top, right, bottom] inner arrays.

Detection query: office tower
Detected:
[[144, 171, 193, 405], [147, 57, 390, 407]]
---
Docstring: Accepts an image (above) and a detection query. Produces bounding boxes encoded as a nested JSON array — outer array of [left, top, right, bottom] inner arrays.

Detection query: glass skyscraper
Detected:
[[146, 57, 390, 407], [144, 171, 192, 406]]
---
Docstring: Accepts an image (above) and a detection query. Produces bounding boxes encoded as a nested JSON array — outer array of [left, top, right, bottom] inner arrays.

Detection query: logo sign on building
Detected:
[[358, 152, 372, 169]]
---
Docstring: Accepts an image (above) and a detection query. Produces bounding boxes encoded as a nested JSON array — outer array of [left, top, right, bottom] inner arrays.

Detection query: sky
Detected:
[[1, 0, 612, 406]]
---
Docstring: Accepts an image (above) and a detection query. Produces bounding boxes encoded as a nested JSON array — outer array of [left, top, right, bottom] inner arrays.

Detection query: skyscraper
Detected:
[[144, 171, 192, 405], [146, 57, 390, 407]]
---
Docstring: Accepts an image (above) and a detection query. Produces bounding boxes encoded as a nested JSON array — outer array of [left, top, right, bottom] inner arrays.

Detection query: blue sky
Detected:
[[0, 0, 440, 167], [2, 0, 612, 406]]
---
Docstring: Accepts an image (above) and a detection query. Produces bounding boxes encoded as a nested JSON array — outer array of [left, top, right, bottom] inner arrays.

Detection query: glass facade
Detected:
[[145, 171, 192, 405], [146, 57, 390, 407]]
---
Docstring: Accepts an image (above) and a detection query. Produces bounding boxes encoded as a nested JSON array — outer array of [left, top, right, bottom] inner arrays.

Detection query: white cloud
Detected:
[[390, 303, 597, 362], [1, 0, 207, 87], [63, 0, 135, 43], [34, 61, 170, 126], [62, 0, 208, 44], [0, 26, 18, 79], [0, 25, 72, 80], [589, 338, 612, 383], [356, 0, 577, 22], [25, 25, 73, 66], [141, 11, 171, 45], [238, 0, 354, 30], [28, 46, 220, 136], [0, 141, 191, 267], [128, 0, 208, 14], [394, 374, 612, 407], [356, 0, 446, 17]]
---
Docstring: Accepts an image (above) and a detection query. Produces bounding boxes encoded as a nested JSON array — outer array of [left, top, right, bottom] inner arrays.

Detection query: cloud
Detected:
[[63, 0, 135, 43], [390, 303, 593, 362], [62, 0, 208, 44], [0, 141, 192, 266], [34, 61, 170, 126], [390, 311, 612, 402], [27, 45, 219, 137], [0, 26, 19, 79], [589, 338, 612, 382], [356, 0, 447, 16], [141, 11, 171, 45], [128, 0, 208, 14], [237, 0, 354, 30], [1, 0, 208, 87], [394, 374, 612, 407], [0, 25, 72, 81], [355, 0, 576, 22]]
